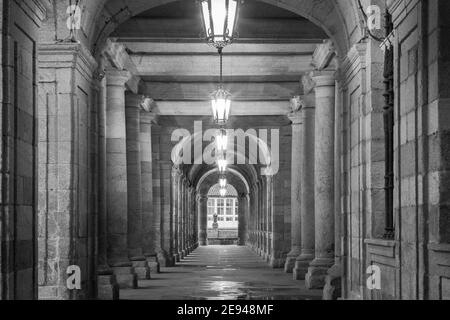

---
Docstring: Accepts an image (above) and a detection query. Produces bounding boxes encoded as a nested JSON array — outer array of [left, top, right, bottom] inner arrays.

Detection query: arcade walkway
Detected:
[[120, 246, 322, 300]]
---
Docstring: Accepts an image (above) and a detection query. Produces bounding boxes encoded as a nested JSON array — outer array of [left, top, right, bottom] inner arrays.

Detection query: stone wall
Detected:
[[0, 0, 45, 300]]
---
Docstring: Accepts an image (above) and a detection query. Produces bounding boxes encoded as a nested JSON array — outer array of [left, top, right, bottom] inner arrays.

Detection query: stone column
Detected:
[[261, 179, 268, 260], [180, 179, 186, 258], [125, 92, 151, 280], [238, 193, 248, 246], [266, 176, 273, 261], [160, 161, 175, 267], [285, 106, 303, 273], [96, 68, 119, 299], [323, 80, 343, 299], [305, 72, 336, 289], [172, 167, 180, 262], [179, 177, 185, 258], [152, 126, 172, 267], [255, 182, 261, 254], [198, 194, 208, 246], [192, 189, 198, 247], [105, 69, 137, 288], [186, 186, 192, 253], [140, 106, 160, 273], [294, 92, 316, 280]]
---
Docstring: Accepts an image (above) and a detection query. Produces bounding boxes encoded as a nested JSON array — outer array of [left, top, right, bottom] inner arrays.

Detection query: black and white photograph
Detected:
[[0, 0, 449, 309]]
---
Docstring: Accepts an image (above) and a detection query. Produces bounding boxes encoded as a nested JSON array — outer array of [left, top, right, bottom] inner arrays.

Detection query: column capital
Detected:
[[290, 96, 303, 112], [311, 40, 337, 71], [140, 111, 158, 125], [171, 166, 182, 178], [125, 93, 155, 111], [310, 70, 336, 88], [105, 68, 131, 87], [125, 92, 144, 108], [238, 192, 249, 199], [288, 110, 303, 125]]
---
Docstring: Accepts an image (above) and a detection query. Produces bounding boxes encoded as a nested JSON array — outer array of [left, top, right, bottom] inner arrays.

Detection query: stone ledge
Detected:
[[365, 238, 397, 258], [428, 243, 450, 253]]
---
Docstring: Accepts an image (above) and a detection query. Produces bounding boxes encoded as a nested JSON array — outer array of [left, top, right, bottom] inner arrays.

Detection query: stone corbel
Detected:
[[302, 74, 316, 95], [141, 97, 155, 113], [311, 40, 337, 71], [289, 96, 304, 113], [288, 96, 304, 125], [103, 38, 141, 94]]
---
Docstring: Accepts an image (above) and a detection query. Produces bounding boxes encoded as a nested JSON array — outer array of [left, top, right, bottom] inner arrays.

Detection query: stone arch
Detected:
[[41, 0, 363, 58]]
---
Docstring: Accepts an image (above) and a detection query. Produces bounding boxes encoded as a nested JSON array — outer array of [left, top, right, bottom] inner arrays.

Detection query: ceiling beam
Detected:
[[119, 41, 321, 54], [153, 100, 290, 116], [143, 81, 302, 101], [130, 53, 313, 77]]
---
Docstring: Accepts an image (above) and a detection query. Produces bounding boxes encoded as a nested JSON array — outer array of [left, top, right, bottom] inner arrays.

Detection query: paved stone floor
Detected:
[[120, 245, 323, 300]]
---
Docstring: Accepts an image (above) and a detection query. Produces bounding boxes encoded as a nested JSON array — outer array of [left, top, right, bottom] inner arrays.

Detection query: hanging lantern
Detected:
[[216, 128, 228, 151], [219, 187, 227, 197], [217, 158, 227, 173], [200, 0, 240, 49], [211, 88, 231, 125], [219, 177, 227, 188]]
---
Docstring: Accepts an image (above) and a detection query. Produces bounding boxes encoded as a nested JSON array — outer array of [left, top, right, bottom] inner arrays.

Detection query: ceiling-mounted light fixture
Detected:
[[200, 0, 240, 50]]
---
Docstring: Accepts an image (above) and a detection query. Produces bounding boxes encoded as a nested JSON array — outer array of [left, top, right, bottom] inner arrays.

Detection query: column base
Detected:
[[132, 260, 151, 280], [293, 254, 314, 280], [284, 256, 296, 273], [157, 250, 174, 267], [269, 256, 285, 269], [97, 274, 120, 300], [145, 255, 160, 274], [112, 266, 138, 289], [284, 248, 301, 273], [173, 253, 180, 263], [305, 258, 334, 289], [323, 264, 342, 300]]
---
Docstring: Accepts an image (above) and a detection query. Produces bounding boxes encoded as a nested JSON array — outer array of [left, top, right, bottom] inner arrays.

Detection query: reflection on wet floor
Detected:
[[120, 245, 323, 300]]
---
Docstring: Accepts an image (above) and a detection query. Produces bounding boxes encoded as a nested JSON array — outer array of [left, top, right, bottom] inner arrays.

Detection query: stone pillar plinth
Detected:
[[198, 195, 208, 246], [105, 69, 137, 288], [125, 92, 151, 280], [285, 109, 303, 273], [305, 73, 336, 289], [294, 93, 316, 280]]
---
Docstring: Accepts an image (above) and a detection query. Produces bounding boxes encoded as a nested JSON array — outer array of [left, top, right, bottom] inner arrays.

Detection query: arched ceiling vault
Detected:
[[196, 168, 249, 196], [45, 0, 364, 58]]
